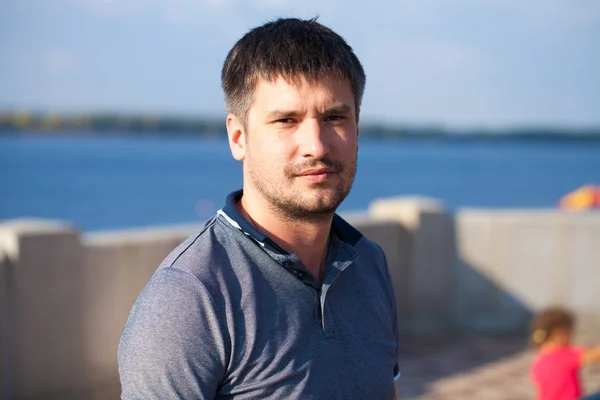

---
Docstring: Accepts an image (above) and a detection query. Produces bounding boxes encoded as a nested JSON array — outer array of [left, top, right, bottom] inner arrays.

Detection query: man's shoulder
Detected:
[[156, 214, 249, 284]]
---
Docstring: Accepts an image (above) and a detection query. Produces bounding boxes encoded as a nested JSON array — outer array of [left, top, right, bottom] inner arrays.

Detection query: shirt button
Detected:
[[297, 271, 305, 279]]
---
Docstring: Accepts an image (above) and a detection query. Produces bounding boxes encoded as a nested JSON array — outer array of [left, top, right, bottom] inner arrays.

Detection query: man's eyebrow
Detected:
[[323, 104, 353, 115], [265, 104, 353, 120], [265, 109, 300, 120]]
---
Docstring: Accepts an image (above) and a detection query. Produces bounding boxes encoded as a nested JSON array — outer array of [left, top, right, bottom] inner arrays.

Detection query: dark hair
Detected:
[[529, 307, 575, 348], [221, 17, 366, 124]]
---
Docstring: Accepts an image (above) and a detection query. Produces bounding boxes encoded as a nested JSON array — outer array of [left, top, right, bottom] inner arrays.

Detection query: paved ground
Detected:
[[397, 335, 600, 399]]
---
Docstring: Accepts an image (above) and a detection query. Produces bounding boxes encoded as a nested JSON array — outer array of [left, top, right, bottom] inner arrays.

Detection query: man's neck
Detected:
[[237, 191, 333, 283]]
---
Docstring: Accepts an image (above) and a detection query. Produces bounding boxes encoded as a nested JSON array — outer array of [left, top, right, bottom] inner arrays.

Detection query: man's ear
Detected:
[[226, 113, 246, 161]]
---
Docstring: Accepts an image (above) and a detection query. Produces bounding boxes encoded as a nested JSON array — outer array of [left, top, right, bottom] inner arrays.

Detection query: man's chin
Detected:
[[282, 206, 337, 222], [288, 197, 344, 218]]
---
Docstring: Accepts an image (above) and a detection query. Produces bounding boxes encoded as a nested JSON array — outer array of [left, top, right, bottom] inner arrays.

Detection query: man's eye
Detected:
[[276, 118, 295, 124], [326, 115, 346, 122]]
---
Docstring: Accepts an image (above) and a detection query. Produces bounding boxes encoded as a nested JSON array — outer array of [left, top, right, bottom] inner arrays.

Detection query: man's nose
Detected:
[[299, 119, 329, 159]]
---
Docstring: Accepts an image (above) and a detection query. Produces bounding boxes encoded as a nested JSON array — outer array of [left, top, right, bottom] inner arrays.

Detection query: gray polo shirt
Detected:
[[118, 190, 399, 399]]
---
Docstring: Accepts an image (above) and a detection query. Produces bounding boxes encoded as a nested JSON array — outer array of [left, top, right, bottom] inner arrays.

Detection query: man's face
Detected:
[[236, 75, 358, 221]]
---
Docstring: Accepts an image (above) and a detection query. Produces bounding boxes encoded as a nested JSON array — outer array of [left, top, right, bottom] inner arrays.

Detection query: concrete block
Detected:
[[0, 219, 88, 399], [369, 196, 445, 231], [454, 210, 600, 334], [408, 211, 454, 333], [367, 196, 453, 334], [349, 217, 411, 336], [564, 218, 600, 311], [80, 224, 198, 384]]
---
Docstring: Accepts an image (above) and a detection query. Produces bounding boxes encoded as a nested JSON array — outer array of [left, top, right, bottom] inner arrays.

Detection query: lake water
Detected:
[[1, 134, 599, 231]]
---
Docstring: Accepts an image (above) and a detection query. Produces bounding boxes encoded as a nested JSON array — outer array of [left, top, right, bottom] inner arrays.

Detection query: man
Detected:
[[118, 17, 400, 399]]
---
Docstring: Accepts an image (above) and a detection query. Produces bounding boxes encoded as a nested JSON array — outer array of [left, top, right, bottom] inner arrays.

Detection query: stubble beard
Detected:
[[249, 156, 357, 223]]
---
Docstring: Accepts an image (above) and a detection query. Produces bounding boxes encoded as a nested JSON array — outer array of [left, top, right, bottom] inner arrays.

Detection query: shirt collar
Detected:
[[219, 190, 269, 246], [218, 189, 363, 253]]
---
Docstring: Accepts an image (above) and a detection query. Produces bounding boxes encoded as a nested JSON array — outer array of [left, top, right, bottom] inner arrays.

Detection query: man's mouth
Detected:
[[296, 168, 337, 184]]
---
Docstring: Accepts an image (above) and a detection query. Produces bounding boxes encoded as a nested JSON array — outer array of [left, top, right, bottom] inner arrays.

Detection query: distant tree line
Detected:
[[1, 111, 599, 141], [0, 112, 226, 137]]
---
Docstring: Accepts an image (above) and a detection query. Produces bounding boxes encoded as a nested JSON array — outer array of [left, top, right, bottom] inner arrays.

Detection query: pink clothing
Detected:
[[530, 346, 584, 400]]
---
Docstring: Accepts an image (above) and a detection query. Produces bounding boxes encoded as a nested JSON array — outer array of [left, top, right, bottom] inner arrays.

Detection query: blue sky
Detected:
[[1, 0, 599, 128]]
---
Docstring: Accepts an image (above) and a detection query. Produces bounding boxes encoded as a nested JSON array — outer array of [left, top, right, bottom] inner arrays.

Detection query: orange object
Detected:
[[559, 185, 600, 211]]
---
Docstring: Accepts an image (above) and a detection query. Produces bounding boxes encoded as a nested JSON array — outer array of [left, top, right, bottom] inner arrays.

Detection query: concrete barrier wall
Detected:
[[367, 197, 456, 334], [1, 202, 599, 398], [79, 224, 200, 398], [454, 209, 600, 335], [0, 221, 199, 400]]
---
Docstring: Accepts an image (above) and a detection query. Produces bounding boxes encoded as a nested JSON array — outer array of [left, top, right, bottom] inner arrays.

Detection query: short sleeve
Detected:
[[118, 267, 229, 400]]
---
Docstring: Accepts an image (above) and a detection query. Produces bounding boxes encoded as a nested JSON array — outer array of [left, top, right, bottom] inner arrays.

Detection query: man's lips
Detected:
[[297, 168, 336, 176], [295, 168, 337, 183]]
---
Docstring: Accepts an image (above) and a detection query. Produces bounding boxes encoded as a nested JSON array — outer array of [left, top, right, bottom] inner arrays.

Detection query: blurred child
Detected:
[[530, 308, 600, 400]]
